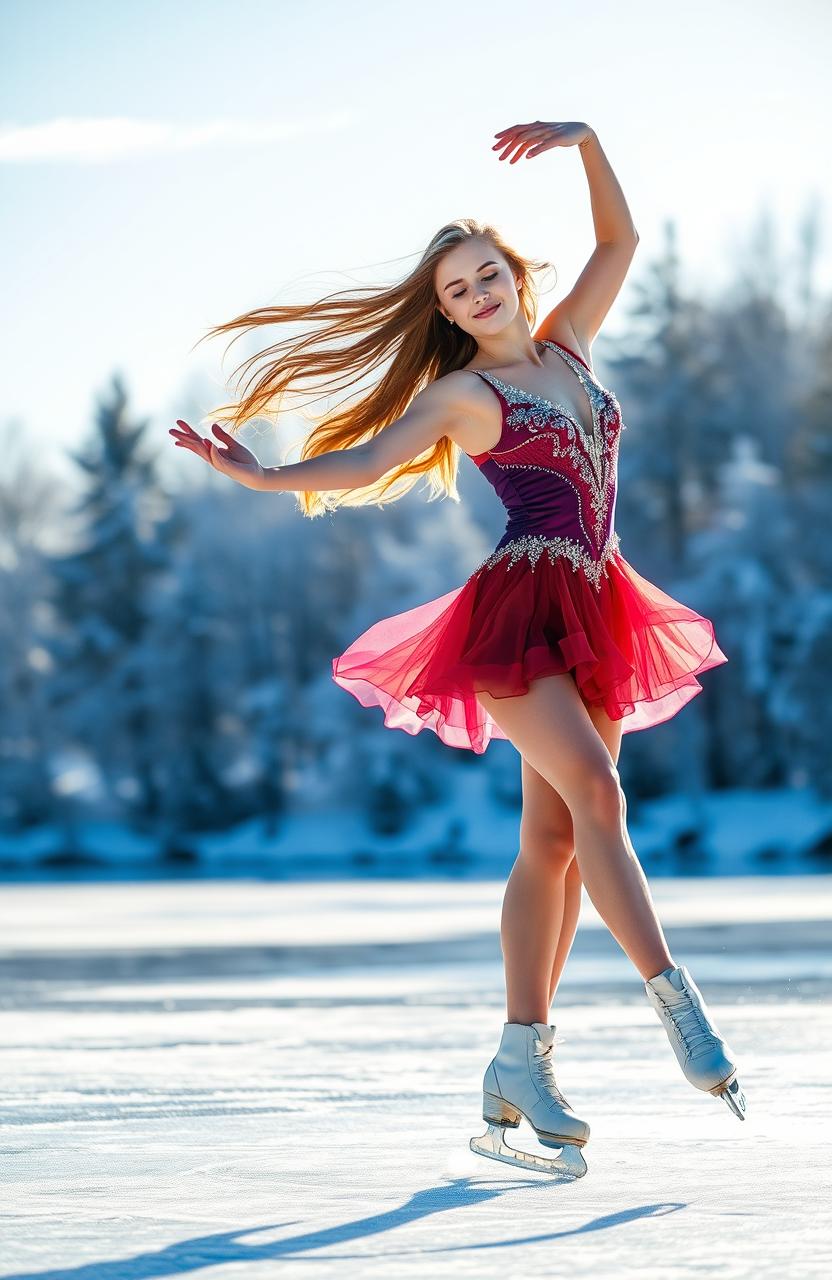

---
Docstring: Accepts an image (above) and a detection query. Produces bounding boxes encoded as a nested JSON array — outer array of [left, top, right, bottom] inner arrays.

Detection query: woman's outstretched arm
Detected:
[[170, 374, 471, 494], [261, 440, 378, 492], [262, 375, 471, 492]]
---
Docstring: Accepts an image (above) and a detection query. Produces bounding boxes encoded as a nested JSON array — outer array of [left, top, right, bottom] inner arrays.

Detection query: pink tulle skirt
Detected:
[[331, 548, 728, 755]]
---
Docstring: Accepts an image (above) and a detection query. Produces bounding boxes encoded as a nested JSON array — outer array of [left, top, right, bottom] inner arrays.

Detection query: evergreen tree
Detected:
[[0, 418, 64, 832], [45, 373, 181, 823]]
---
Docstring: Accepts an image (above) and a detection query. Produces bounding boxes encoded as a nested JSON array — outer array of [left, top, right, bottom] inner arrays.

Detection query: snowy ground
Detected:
[[1, 876, 831, 1279]]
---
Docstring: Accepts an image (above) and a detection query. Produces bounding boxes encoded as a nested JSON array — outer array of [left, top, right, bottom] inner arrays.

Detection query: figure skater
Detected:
[[170, 119, 747, 1180]]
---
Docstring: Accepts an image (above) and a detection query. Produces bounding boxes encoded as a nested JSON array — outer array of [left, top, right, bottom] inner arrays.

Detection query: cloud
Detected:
[[0, 114, 358, 163]]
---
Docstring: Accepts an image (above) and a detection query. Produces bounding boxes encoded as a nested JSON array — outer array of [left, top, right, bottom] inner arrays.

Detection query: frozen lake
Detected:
[[1, 876, 831, 1278]]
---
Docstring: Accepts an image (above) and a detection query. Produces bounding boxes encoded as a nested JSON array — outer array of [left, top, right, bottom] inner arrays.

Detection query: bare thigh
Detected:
[[479, 673, 626, 821], [482, 672, 675, 980], [519, 695, 624, 863]]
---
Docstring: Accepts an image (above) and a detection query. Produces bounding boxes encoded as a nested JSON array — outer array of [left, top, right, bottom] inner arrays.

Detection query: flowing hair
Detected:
[[196, 218, 553, 518]]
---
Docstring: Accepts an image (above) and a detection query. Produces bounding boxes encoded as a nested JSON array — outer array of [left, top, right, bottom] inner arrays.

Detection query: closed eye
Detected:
[[453, 271, 498, 299]]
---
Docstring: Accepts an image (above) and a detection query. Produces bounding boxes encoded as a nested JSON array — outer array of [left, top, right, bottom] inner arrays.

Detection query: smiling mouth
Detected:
[[475, 303, 500, 318]]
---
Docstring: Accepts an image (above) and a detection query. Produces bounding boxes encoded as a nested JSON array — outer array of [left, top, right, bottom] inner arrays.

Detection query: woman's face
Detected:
[[435, 243, 521, 335]]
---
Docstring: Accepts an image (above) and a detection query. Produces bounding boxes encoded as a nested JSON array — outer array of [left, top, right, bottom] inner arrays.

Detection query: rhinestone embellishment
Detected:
[[473, 531, 622, 591], [474, 344, 622, 547], [468, 341, 626, 589]]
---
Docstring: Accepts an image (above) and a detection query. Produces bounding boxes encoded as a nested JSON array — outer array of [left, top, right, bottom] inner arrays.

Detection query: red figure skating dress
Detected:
[[331, 338, 727, 754]]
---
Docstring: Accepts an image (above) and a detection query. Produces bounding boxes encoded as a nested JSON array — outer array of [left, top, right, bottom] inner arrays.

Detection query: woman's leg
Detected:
[[499, 704, 626, 1023], [548, 703, 624, 1004], [499, 756, 577, 1025], [547, 855, 581, 1008], [478, 673, 674, 982]]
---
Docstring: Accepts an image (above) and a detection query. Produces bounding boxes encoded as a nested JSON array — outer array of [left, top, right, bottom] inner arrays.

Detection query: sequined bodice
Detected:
[[467, 339, 626, 589]]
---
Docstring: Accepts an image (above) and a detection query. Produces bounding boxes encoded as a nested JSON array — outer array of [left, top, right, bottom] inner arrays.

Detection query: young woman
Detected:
[[170, 119, 747, 1180]]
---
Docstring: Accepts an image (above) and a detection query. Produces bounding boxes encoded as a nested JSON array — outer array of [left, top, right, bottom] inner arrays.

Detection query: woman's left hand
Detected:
[[493, 120, 593, 163]]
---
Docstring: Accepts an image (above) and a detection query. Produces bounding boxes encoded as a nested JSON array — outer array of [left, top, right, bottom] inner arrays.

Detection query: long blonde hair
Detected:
[[198, 218, 553, 518]]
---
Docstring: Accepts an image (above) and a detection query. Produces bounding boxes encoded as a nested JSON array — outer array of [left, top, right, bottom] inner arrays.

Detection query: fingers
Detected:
[[202, 440, 222, 470], [170, 420, 235, 472], [492, 122, 552, 162], [169, 425, 198, 447], [170, 421, 200, 444], [170, 420, 213, 464], [494, 132, 534, 162], [210, 423, 254, 464], [493, 120, 544, 137], [170, 421, 217, 448], [494, 120, 539, 138], [170, 419, 222, 441], [173, 438, 210, 461]]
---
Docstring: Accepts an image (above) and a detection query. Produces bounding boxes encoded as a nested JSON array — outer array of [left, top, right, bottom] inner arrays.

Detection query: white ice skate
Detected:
[[470, 1022, 589, 1178], [645, 964, 747, 1120]]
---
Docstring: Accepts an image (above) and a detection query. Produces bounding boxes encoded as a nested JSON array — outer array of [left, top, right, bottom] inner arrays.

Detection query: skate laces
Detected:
[[661, 988, 718, 1059], [533, 1038, 569, 1105]]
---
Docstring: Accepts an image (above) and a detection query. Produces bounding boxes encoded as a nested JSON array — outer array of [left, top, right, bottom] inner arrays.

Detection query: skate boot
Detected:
[[645, 964, 747, 1120], [470, 1022, 589, 1178]]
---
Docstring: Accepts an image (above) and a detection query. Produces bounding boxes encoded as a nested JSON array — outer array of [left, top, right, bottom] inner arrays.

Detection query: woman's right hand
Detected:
[[169, 420, 267, 490]]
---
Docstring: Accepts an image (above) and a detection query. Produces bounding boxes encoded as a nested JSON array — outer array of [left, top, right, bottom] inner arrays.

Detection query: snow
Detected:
[[3, 784, 832, 880], [1, 875, 831, 1277]]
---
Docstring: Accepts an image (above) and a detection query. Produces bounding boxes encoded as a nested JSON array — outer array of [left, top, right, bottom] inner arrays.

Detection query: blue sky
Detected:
[[2, 0, 829, 482]]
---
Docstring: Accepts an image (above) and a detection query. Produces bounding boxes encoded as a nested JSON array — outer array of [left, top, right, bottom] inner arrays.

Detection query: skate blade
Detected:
[[714, 1075, 747, 1120], [469, 1122, 587, 1180]]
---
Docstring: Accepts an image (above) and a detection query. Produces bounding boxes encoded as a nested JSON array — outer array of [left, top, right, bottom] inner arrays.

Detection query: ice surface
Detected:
[[1, 877, 831, 1278]]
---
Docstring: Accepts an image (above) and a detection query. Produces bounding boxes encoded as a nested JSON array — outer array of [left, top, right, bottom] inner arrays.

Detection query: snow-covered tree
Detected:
[[43, 373, 183, 823]]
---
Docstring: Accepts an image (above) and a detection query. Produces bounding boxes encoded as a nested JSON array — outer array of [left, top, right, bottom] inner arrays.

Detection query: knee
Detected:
[[575, 764, 626, 831], [518, 823, 575, 873]]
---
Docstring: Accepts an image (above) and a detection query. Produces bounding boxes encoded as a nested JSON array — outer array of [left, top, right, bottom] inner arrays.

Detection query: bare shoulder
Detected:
[[427, 367, 501, 456], [533, 304, 595, 373], [423, 366, 485, 411], [367, 368, 496, 478]]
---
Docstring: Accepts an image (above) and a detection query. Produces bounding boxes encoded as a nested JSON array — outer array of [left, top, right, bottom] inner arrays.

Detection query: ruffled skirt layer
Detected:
[[331, 549, 728, 755]]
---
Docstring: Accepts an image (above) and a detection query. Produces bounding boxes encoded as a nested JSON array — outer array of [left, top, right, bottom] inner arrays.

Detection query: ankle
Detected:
[[643, 957, 676, 983]]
